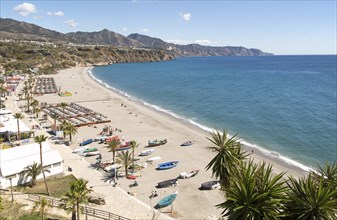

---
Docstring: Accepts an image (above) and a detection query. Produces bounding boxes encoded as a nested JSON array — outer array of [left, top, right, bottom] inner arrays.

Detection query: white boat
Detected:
[[72, 145, 90, 153], [104, 163, 122, 172], [139, 149, 155, 156], [83, 150, 101, 157], [179, 169, 199, 179], [146, 156, 161, 163]]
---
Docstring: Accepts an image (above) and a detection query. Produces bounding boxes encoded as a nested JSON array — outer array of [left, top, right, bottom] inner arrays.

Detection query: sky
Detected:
[[1, 0, 336, 55]]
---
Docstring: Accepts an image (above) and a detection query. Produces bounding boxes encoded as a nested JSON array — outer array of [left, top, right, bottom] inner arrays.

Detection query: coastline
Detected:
[[35, 66, 307, 219], [87, 66, 312, 176]]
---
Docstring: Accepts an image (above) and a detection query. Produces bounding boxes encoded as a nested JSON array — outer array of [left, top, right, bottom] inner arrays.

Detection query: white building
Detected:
[[0, 108, 32, 142], [0, 142, 64, 188]]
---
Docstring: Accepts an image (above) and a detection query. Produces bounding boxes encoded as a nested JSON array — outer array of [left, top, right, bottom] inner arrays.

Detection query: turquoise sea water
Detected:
[[91, 55, 337, 171]]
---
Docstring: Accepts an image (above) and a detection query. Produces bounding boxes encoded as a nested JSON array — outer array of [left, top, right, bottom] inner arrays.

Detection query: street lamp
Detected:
[[9, 177, 14, 203]]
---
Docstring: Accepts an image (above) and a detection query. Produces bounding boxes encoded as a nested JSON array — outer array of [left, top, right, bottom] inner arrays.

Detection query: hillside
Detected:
[[0, 18, 272, 56]]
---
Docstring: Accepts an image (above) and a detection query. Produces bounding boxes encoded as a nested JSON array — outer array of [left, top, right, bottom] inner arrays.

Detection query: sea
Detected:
[[90, 55, 337, 172]]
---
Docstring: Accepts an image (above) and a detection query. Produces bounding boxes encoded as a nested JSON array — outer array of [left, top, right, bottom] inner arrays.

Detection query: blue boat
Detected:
[[157, 161, 179, 170], [80, 138, 93, 146], [154, 191, 178, 209]]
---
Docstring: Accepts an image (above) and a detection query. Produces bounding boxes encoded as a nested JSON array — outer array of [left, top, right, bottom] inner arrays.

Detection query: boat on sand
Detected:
[[83, 150, 101, 157], [157, 178, 178, 188], [180, 140, 195, 146], [146, 156, 161, 163], [199, 181, 220, 190], [179, 169, 199, 179], [139, 149, 155, 156], [154, 191, 178, 209], [147, 139, 167, 147], [157, 161, 179, 170], [80, 139, 93, 146]]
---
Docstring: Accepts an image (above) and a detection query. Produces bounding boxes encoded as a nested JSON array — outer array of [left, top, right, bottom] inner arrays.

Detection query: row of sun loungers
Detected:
[[33, 77, 58, 94], [42, 103, 110, 127]]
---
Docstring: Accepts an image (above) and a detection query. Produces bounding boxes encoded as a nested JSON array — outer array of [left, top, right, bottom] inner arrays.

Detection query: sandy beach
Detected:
[[31, 66, 306, 219]]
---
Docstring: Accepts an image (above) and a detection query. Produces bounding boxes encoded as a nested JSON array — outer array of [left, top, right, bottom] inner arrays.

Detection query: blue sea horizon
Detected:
[[90, 55, 337, 171]]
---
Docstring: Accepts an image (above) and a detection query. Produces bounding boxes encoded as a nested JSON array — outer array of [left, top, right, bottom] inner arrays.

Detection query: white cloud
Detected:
[[141, 28, 149, 33], [64, 19, 79, 27], [194, 39, 212, 46], [166, 39, 189, 45], [180, 13, 191, 21], [122, 27, 128, 32], [48, 11, 64, 16], [13, 3, 37, 17]]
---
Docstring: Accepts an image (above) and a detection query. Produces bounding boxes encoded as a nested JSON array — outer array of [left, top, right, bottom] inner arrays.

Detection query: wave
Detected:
[[88, 67, 315, 174]]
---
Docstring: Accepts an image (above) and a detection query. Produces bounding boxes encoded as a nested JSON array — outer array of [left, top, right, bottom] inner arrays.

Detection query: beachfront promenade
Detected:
[[7, 89, 171, 220]]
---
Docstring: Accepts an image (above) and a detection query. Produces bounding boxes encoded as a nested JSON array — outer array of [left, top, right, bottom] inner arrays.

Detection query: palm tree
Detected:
[[66, 122, 78, 142], [34, 135, 51, 196], [283, 175, 337, 219], [311, 161, 337, 190], [13, 113, 24, 144], [59, 190, 77, 220], [130, 141, 139, 173], [217, 160, 286, 219], [106, 139, 121, 163], [0, 86, 7, 108], [33, 197, 50, 220], [21, 162, 46, 187], [60, 120, 69, 139], [30, 99, 39, 116], [116, 150, 132, 177], [68, 178, 92, 220], [51, 113, 59, 126], [34, 107, 41, 119], [60, 102, 68, 119], [205, 129, 247, 187]]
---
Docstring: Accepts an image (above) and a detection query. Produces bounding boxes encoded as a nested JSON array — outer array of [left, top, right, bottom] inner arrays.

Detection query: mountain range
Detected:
[[0, 18, 272, 56]]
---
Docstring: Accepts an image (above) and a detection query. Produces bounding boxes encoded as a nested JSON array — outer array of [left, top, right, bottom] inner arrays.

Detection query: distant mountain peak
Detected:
[[0, 18, 273, 56]]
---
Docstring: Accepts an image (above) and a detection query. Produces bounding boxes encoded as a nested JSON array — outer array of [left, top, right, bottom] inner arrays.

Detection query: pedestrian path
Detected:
[[5, 92, 170, 220]]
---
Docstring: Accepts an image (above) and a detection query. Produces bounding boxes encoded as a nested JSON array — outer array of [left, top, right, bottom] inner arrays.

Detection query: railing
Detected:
[[28, 194, 131, 220]]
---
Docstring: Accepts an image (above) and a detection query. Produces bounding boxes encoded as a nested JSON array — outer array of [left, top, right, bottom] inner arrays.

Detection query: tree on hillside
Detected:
[[206, 129, 247, 187], [217, 160, 286, 219], [13, 113, 24, 144], [34, 135, 51, 196], [106, 138, 121, 163]]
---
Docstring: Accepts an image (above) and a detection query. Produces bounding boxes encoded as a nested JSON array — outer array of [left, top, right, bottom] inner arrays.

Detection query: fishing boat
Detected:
[[80, 138, 93, 146], [139, 149, 155, 156], [146, 156, 161, 163], [104, 163, 122, 172], [179, 169, 199, 179], [116, 142, 131, 151], [83, 147, 97, 153], [147, 139, 167, 147], [126, 174, 137, 180], [83, 150, 101, 157], [157, 161, 179, 170], [180, 140, 195, 146], [154, 191, 178, 209], [72, 145, 90, 153], [157, 178, 178, 188], [199, 181, 220, 190]]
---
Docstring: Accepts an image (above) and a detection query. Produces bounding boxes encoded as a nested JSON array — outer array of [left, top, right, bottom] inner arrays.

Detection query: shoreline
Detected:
[[87, 66, 312, 176], [34, 66, 307, 219]]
